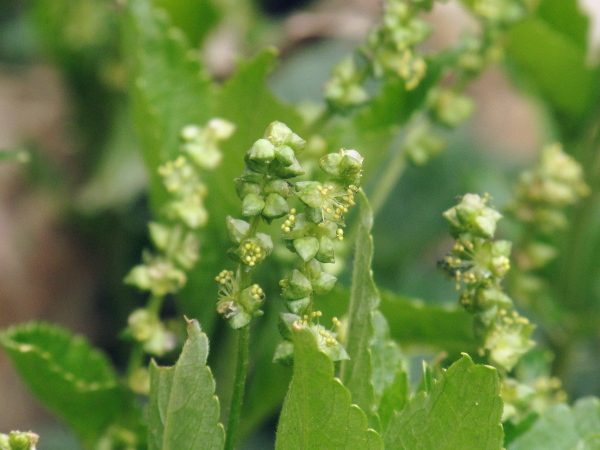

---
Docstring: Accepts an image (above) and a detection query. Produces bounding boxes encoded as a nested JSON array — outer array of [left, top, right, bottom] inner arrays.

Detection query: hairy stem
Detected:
[[224, 325, 250, 450]]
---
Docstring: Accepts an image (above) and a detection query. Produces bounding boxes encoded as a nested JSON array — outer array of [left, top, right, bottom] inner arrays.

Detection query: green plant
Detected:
[[2, 0, 600, 448]]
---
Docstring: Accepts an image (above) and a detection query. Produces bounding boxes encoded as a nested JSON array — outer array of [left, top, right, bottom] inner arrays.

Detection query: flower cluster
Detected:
[[439, 193, 534, 372], [125, 118, 234, 356], [215, 121, 363, 336], [509, 143, 590, 235], [273, 312, 349, 365]]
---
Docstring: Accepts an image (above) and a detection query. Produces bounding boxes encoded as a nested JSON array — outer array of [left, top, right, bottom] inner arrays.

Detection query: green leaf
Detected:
[[379, 291, 476, 352], [0, 322, 125, 446], [340, 190, 380, 429], [122, 0, 215, 211], [0, 149, 29, 164], [506, 0, 600, 131], [509, 397, 600, 450], [383, 354, 503, 449], [148, 318, 225, 450], [152, 0, 222, 47], [370, 311, 404, 404], [378, 371, 408, 433], [276, 326, 383, 450]]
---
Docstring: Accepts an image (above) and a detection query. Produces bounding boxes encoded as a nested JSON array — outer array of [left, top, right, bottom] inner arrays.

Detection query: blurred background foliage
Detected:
[[0, 0, 599, 447]]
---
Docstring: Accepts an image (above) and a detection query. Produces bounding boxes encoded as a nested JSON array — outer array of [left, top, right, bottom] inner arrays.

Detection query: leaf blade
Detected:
[[148, 318, 225, 450], [276, 327, 383, 450]]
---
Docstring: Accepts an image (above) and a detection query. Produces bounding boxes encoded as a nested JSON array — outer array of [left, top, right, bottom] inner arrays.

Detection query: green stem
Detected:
[[224, 325, 250, 450], [369, 147, 407, 218]]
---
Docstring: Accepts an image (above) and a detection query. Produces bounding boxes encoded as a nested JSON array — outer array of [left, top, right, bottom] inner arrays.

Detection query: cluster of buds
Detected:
[[439, 193, 534, 372], [126, 308, 176, 357], [215, 269, 266, 329], [367, 0, 431, 90], [509, 143, 590, 236], [324, 57, 369, 109], [501, 376, 566, 423], [273, 312, 349, 365], [126, 119, 234, 297], [472, 0, 526, 26], [0, 431, 39, 450], [279, 148, 362, 315]]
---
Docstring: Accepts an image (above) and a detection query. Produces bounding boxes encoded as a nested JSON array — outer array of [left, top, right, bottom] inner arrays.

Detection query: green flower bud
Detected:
[[125, 256, 187, 296], [278, 313, 301, 340], [274, 158, 305, 179], [8, 431, 39, 450], [247, 139, 275, 165], [229, 310, 252, 330], [316, 236, 336, 263], [296, 181, 324, 208], [275, 145, 296, 166], [273, 340, 295, 366], [255, 232, 274, 255], [226, 216, 250, 243], [485, 310, 536, 372], [475, 287, 513, 312], [239, 284, 265, 314], [403, 123, 446, 166], [293, 237, 320, 262], [443, 193, 502, 238], [239, 166, 264, 183], [241, 193, 265, 217], [286, 297, 311, 315], [312, 271, 337, 295], [300, 258, 322, 280], [340, 149, 363, 175], [281, 269, 312, 299], [264, 179, 291, 198], [428, 88, 474, 128], [305, 206, 324, 224], [262, 193, 289, 219], [265, 121, 306, 154], [319, 153, 343, 177], [167, 187, 209, 229], [235, 179, 262, 200], [520, 242, 557, 270]]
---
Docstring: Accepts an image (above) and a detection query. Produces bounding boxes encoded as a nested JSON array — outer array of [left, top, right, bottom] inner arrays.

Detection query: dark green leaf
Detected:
[[276, 326, 383, 449], [148, 318, 225, 450], [383, 354, 503, 449], [1, 322, 126, 447]]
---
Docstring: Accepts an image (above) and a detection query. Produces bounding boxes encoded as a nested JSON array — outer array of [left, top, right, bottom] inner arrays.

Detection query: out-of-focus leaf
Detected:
[[509, 397, 600, 450], [276, 326, 383, 449], [122, 0, 216, 211], [340, 190, 380, 428], [379, 290, 476, 352], [152, 0, 221, 47], [378, 371, 408, 433], [0, 149, 29, 164], [148, 318, 225, 450], [383, 354, 503, 449], [0, 322, 127, 447], [370, 311, 403, 403], [506, 0, 600, 132]]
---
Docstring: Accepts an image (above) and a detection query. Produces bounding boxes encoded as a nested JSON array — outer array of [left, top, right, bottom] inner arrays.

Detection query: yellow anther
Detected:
[[290, 208, 296, 215]]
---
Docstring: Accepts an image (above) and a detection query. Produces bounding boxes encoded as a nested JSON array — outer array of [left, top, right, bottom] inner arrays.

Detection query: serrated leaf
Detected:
[[122, 0, 216, 211], [370, 311, 404, 403], [0, 322, 125, 446], [383, 354, 503, 450], [340, 190, 380, 429], [509, 397, 600, 450], [148, 318, 225, 450], [276, 326, 383, 450]]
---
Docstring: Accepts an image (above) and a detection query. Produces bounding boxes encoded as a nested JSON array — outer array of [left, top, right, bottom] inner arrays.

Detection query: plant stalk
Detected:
[[224, 325, 250, 450]]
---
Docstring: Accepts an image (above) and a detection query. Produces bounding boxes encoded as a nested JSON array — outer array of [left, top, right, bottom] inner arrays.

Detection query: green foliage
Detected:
[[4, 0, 600, 448], [148, 319, 225, 450], [509, 398, 600, 450], [0, 323, 132, 447], [275, 327, 383, 450], [340, 190, 381, 429], [383, 354, 504, 449]]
